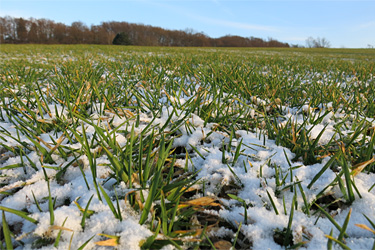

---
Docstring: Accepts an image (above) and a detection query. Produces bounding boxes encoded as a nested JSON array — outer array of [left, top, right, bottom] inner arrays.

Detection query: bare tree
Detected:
[[306, 36, 315, 48], [0, 16, 291, 47], [315, 37, 331, 48], [306, 36, 331, 48]]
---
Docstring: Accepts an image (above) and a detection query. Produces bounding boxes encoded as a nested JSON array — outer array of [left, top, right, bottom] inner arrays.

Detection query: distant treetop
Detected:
[[0, 16, 290, 47]]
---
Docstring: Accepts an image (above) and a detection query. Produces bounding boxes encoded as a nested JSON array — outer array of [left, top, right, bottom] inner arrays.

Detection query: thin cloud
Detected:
[[280, 36, 307, 42], [0, 10, 32, 18], [210, 0, 235, 17], [144, 1, 278, 33], [358, 21, 375, 29]]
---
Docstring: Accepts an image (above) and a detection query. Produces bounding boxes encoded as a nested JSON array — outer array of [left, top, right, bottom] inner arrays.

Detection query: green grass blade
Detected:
[[297, 181, 310, 215], [77, 235, 95, 250], [314, 203, 348, 238], [99, 184, 119, 220], [101, 146, 129, 183], [54, 217, 68, 248], [338, 208, 352, 242], [2, 211, 13, 250], [48, 182, 55, 226], [341, 157, 355, 204], [284, 194, 296, 246], [307, 155, 336, 189], [81, 194, 95, 229], [325, 235, 351, 250], [327, 228, 333, 250], [31, 191, 43, 212], [141, 219, 161, 249], [232, 138, 243, 167], [113, 188, 122, 220], [189, 144, 206, 160], [0, 206, 38, 224], [363, 214, 375, 230], [140, 166, 162, 225], [266, 190, 279, 215], [160, 191, 168, 236]]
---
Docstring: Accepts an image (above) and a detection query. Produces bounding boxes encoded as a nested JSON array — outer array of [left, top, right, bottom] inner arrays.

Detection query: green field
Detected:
[[1, 45, 375, 249]]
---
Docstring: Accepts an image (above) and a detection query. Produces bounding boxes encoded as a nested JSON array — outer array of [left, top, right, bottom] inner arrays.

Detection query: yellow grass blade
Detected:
[[95, 234, 120, 246], [355, 224, 375, 234], [352, 158, 375, 177], [95, 238, 118, 246]]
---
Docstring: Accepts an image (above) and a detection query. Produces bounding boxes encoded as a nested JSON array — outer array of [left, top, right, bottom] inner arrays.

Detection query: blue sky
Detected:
[[1, 0, 374, 48]]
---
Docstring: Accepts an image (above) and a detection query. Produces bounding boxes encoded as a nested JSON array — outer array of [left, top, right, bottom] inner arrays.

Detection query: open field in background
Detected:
[[0, 45, 375, 249]]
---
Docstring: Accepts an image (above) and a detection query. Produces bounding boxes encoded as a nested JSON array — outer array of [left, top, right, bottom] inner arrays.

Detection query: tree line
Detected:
[[0, 16, 291, 47]]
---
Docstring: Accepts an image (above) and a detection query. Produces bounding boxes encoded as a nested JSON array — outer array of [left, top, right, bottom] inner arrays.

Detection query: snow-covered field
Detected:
[[1, 45, 375, 249]]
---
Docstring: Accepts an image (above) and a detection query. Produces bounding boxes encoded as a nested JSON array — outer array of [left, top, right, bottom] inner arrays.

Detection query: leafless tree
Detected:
[[0, 16, 291, 47], [306, 36, 331, 48]]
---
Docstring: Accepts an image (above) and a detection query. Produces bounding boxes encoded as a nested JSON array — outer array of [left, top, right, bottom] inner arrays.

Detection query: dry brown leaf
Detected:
[[37, 119, 55, 124], [213, 240, 232, 250], [35, 135, 53, 150], [125, 190, 144, 210], [124, 190, 137, 204], [355, 224, 375, 234], [131, 172, 140, 186], [48, 225, 73, 232], [108, 109, 135, 118], [317, 154, 332, 160], [174, 223, 219, 237], [274, 98, 282, 105], [49, 133, 66, 154], [181, 186, 198, 193], [339, 141, 346, 154], [72, 159, 84, 168], [178, 197, 221, 210], [173, 169, 186, 177]]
